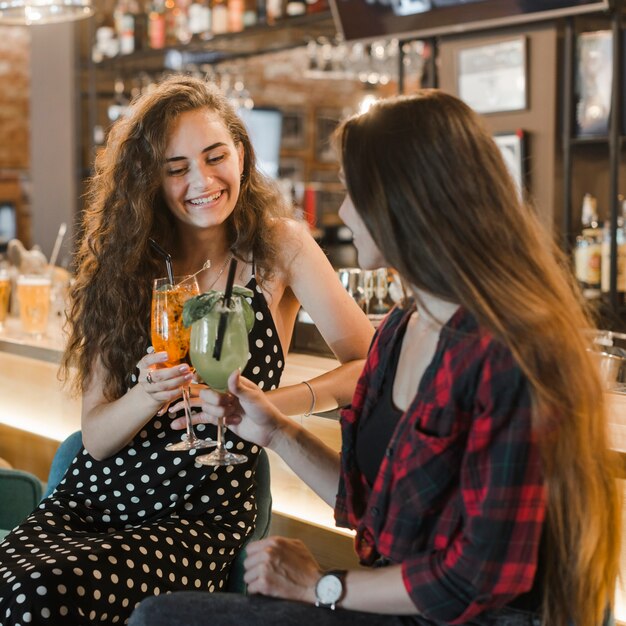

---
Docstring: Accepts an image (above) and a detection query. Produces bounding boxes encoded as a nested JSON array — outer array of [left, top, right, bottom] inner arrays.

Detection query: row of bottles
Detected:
[[574, 192, 626, 303], [93, 0, 329, 60]]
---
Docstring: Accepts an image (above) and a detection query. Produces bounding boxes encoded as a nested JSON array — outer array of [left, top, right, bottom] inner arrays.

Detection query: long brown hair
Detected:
[[61, 74, 289, 400], [336, 91, 620, 626]]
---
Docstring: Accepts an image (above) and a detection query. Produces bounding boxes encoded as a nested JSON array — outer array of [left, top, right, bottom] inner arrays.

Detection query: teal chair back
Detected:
[[42, 430, 83, 499], [0, 467, 42, 538], [0, 431, 80, 541]]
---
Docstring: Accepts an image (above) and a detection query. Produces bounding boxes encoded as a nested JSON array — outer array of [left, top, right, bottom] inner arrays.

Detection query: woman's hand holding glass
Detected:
[[137, 351, 194, 406], [197, 370, 287, 451]]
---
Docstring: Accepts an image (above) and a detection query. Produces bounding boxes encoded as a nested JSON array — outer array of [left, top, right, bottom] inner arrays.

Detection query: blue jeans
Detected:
[[128, 592, 541, 626]]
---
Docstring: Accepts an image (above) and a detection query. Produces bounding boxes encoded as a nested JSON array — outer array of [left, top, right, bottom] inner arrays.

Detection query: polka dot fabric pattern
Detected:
[[0, 276, 284, 625]]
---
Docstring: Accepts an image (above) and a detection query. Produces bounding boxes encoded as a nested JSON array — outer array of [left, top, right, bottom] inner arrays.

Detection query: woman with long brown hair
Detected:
[[130, 90, 620, 626], [0, 75, 373, 625]]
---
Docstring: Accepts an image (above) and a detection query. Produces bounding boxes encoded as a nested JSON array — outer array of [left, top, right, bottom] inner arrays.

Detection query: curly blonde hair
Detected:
[[61, 75, 289, 400]]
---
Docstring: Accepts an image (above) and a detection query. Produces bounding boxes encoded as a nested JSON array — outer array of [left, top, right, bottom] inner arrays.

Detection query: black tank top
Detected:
[[355, 328, 404, 486]]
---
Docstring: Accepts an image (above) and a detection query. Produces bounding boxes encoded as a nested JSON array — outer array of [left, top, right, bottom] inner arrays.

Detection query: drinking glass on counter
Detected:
[[0, 270, 10, 330], [373, 267, 390, 314], [337, 267, 392, 318], [360, 269, 375, 315], [337, 267, 363, 308], [17, 274, 51, 337]]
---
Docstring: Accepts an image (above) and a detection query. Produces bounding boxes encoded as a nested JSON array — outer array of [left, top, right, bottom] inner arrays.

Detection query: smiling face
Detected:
[[161, 108, 244, 230]]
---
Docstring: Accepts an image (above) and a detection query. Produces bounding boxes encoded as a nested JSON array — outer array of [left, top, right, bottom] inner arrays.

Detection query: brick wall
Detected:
[[0, 26, 29, 169], [0, 25, 31, 246]]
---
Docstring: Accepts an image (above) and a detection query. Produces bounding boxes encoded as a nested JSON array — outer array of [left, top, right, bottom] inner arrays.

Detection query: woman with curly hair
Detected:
[[0, 75, 373, 625], [130, 91, 620, 626]]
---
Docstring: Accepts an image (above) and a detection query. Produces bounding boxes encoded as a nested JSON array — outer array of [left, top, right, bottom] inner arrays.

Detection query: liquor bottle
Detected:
[[256, 0, 267, 24], [265, 0, 282, 23], [242, 0, 258, 28], [148, 0, 166, 49], [228, 0, 244, 31], [188, 0, 211, 40], [114, 0, 136, 55], [132, 0, 148, 51], [285, 0, 305, 16], [574, 192, 602, 300], [211, 0, 228, 34], [601, 196, 626, 304], [93, 10, 118, 61], [164, 0, 178, 46], [174, 0, 192, 44]]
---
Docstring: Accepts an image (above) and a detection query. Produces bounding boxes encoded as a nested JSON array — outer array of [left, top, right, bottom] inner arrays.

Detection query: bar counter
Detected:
[[1, 316, 625, 578]]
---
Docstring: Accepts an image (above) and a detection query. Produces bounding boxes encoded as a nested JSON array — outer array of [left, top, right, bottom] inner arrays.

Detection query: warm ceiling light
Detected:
[[0, 0, 93, 25]]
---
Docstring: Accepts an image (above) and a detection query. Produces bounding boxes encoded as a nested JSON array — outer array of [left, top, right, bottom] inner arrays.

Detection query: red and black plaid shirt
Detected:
[[335, 304, 546, 624]]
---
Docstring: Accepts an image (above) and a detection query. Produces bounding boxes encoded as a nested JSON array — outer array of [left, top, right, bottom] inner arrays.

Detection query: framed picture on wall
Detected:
[[280, 108, 307, 150], [315, 109, 342, 163], [493, 131, 525, 197], [457, 37, 527, 114]]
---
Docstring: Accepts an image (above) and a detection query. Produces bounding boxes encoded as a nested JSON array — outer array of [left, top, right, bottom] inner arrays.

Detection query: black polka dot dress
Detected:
[[0, 276, 284, 625]]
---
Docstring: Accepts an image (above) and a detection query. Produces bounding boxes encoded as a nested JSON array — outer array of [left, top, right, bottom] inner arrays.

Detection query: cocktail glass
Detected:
[[360, 269, 375, 315], [190, 298, 250, 466], [152, 276, 216, 451]]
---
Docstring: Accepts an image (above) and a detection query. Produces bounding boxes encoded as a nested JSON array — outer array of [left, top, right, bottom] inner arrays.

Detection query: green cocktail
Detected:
[[190, 300, 250, 393], [185, 291, 253, 466]]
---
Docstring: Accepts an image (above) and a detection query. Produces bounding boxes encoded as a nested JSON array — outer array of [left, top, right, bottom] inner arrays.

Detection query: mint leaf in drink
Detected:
[[182, 286, 255, 328], [182, 292, 221, 327], [231, 285, 254, 299]]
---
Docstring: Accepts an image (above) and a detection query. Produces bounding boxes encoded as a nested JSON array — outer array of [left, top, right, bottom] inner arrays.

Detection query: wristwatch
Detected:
[[314, 569, 347, 610]]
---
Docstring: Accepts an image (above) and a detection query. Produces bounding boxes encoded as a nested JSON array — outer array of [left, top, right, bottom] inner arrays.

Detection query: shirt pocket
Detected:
[[415, 401, 467, 438], [392, 415, 466, 516], [378, 425, 465, 557]]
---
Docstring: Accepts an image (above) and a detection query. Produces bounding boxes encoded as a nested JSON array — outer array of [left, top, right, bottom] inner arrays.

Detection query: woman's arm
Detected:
[[243, 536, 418, 615], [200, 371, 341, 506], [81, 351, 194, 460], [266, 219, 374, 415]]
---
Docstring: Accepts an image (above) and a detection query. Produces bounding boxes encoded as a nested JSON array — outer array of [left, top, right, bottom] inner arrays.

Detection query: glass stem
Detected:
[[182, 385, 195, 442], [217, 416, 225, 452]]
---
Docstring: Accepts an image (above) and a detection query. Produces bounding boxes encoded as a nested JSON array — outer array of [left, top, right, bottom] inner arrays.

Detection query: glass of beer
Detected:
[[191, 297, 251, 467], [0, 270, 10, 330], [151, 276, 216, 451], [17, 274, 51, 337]]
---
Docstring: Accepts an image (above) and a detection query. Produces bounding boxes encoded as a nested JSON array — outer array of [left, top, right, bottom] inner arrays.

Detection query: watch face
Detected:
[[317, 573, 343, 605]]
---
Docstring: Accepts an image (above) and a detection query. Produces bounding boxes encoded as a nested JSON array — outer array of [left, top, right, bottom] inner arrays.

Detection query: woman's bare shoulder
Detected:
[[267, 217, 315, 268], [269, 217, 310, 243]]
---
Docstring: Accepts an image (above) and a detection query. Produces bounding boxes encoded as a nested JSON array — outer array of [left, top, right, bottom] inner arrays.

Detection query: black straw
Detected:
[[212, 257, 238, 361], [149, 238, 175, 286]]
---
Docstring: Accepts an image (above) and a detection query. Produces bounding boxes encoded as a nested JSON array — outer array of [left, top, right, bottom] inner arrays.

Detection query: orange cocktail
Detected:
[[151, 277, 199, 365], [151, 275, 215, 452]]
